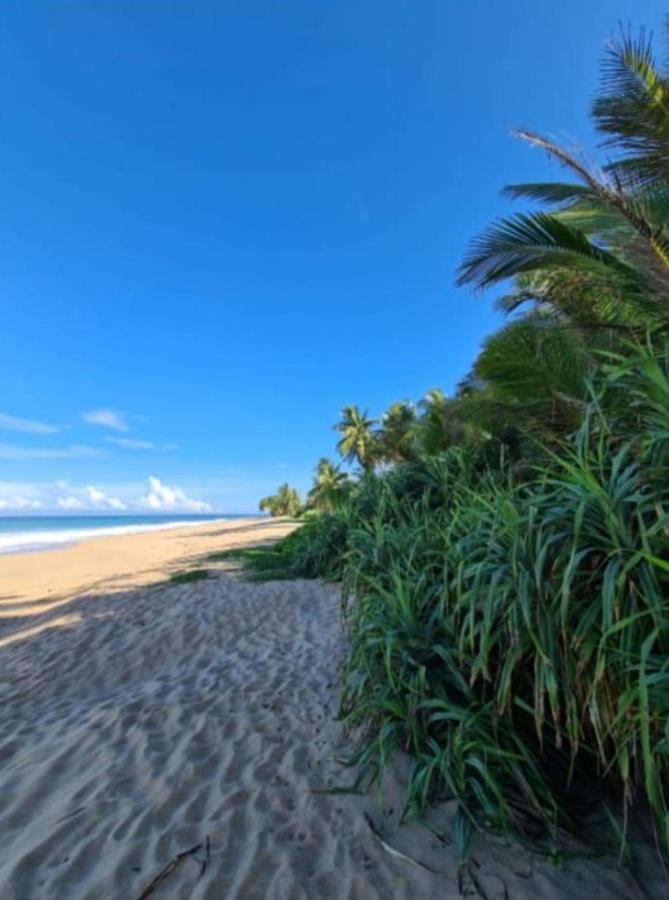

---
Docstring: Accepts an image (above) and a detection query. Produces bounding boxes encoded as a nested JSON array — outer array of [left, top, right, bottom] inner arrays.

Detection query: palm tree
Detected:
[[470, 312, 590, 437], [592, 25, 669, 188], [453, 25, 669, 454], [456, 146, 669, 325], [335, 405, 379, 471], [378, 401, 417, 463], [307, 458, 349, 511], [416, 389, 461, 456], [456, 25, 669, 329], [417, 388, 489, 455], [259, 483, 302, 517]]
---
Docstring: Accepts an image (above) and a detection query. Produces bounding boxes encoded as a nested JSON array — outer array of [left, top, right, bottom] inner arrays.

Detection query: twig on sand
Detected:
[[457, 863, 508, 900], [364, 813, 442, 875], [135, 843, 202, 900], [199, 834, 211, 879]]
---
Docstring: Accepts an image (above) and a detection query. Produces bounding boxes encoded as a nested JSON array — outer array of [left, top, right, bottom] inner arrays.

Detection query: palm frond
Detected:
[[593, 27, 669, 185], [502, 182, 596, 205], [456, 211, 638, 289]]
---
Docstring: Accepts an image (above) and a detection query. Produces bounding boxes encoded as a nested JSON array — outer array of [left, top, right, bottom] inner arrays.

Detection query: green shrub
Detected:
[[168, 568, 210, 584]]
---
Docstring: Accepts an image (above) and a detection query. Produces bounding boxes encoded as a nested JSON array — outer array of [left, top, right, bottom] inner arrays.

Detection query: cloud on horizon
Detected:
[[0, 412, 59, 435], [57, 496, 85, 510], [141, 476, 211, 513], [82, 409, 129, 432], [0, 476, 212, 514], [86, 485, 127, 510], [0, 496, 43, 510], [0, 467, 289, 516]]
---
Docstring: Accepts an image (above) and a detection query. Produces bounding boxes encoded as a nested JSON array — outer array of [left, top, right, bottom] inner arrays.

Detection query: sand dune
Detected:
[[0, 528, 666, 898]]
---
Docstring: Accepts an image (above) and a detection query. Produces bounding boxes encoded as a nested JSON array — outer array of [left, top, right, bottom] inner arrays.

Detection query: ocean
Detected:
[[0, 514, 247, 555]]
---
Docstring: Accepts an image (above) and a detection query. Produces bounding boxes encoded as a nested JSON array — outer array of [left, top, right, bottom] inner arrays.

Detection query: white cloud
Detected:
[[0, 412, 59, 435], [0, 496, 42, 510], [0, 444, 99, 460], [12, 497, 42, 509], [82, 409, 129, 432], [107, 437, 176, 451], [141, 476, 211, 513], [86, 485, 126, 511], [86, 485, 105, 504], [57, 496, 85, 510], [0, 476, 216, 514]]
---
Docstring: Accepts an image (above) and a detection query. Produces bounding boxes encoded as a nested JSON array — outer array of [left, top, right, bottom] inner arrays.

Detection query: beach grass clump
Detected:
[[168, 568, 210, 585], [203, 545, 274, 563], [214, 512, 350, 581]]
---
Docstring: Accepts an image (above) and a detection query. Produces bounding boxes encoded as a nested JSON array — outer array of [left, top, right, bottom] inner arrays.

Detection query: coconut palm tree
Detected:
[[456, 24, 669, 328], [456, 141, 669, 325], [469, 312, 590, 439], [335, 405, 379, 472], [454, 25, 669, 454], [307, 458, 349, 511], [415, 389, 475, 456], [378, 401, 417, 463], [593, 25, 669, 188], [259, 483, 302, 517]]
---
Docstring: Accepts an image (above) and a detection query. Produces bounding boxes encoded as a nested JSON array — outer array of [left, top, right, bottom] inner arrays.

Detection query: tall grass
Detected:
[[235, 346, 669, 860]]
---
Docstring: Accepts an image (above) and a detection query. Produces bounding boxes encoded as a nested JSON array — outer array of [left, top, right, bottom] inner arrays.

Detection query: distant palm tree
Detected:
[[378, 401, 417, 463], [335, 405, 378, 472], [415, 389, 453, 456], [259, 483, 301, 517], [307, 458, 349, 511]]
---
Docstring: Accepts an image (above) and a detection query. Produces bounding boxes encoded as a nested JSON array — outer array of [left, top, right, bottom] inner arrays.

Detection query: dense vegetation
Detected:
[[249, 23, 669, 861]]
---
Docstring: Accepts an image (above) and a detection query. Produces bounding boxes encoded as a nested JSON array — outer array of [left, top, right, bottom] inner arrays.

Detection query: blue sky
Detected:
[[0, 0, 665, 513]]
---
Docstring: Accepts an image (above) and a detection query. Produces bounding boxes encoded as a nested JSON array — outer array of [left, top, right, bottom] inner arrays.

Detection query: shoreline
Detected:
[[0, 517, 295, 646], [0, 515, 247, 556]]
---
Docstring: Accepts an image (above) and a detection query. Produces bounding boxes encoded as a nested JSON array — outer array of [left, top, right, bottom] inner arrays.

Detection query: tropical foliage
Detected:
[[258, 482, 302, 517], [247, 20, 669, 864]]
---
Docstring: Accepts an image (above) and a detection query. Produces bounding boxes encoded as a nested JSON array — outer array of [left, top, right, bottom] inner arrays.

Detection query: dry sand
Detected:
[[0, 520, 666, 899]]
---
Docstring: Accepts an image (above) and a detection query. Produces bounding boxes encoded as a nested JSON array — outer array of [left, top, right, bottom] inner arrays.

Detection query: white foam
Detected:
[[0, 518, 229, 555]]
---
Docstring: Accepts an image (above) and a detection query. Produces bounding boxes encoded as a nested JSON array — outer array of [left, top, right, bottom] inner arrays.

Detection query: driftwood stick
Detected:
[[136, 843, 202, 900]]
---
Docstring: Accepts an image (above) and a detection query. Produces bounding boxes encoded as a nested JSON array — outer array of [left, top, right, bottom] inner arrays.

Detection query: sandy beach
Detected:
[[0, 521, 665, 899]]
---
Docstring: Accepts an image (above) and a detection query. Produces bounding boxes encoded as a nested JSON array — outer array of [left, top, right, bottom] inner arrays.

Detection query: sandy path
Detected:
[[1, 574, 439, 900], [0, 540, 666, 897]]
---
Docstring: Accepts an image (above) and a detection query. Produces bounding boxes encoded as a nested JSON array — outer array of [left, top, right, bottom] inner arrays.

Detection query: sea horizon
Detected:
[[0, 513, 258, 555]]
